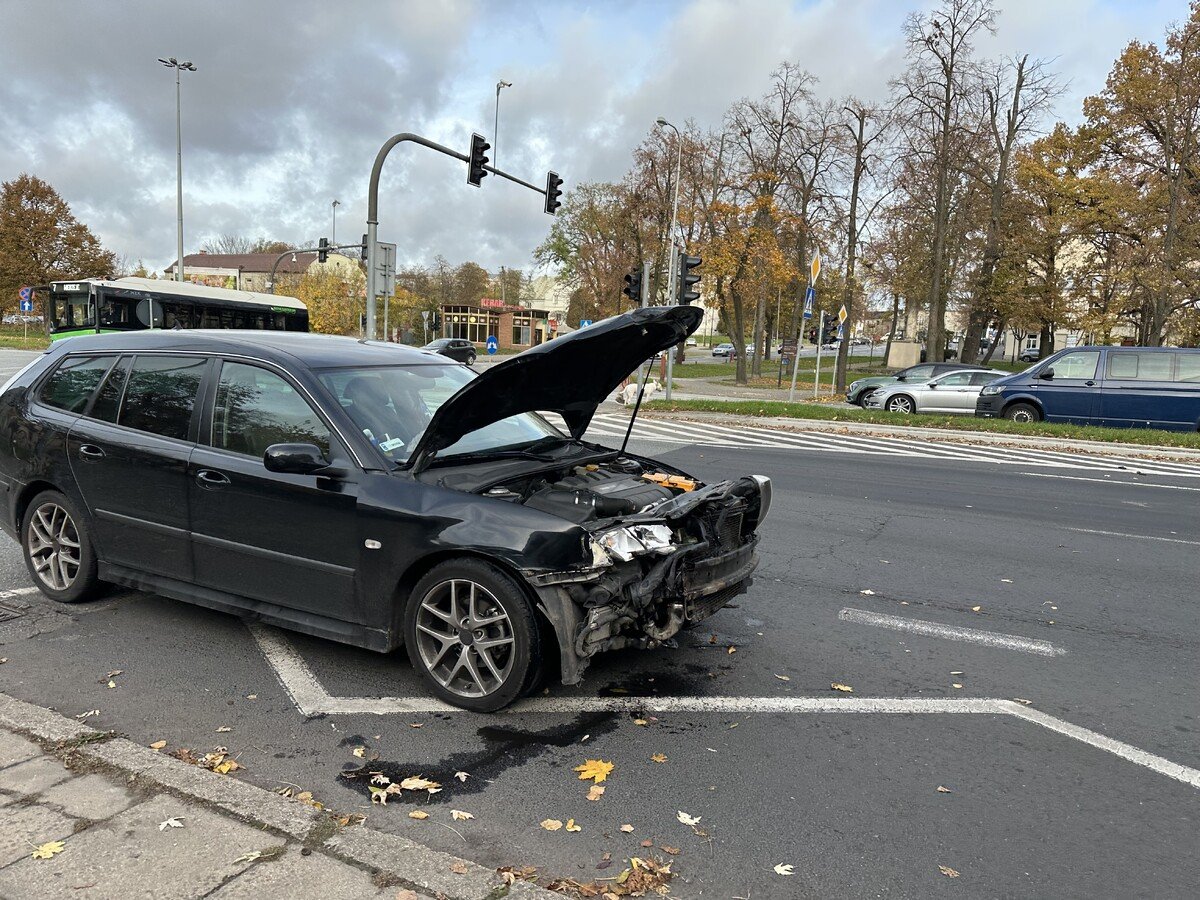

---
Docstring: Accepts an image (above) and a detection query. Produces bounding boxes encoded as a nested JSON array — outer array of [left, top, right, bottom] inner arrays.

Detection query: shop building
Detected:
[[441, 298, 553, 349]]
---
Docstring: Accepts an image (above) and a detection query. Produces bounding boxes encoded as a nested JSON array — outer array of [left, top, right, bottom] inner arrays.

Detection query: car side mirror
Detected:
[[1038, 368, 1054, 380], [927, 381, 938, 387], [264, 443, 346, 478]]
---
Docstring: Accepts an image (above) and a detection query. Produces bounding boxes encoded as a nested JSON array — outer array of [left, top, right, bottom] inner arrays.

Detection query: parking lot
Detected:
[[0, 410, 1197, 898]]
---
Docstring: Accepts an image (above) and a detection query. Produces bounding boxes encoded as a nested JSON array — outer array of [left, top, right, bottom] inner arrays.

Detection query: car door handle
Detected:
[[1084, 380, 1096, 386], [195, 469, 231, 488], [78, 444, 105, 461]]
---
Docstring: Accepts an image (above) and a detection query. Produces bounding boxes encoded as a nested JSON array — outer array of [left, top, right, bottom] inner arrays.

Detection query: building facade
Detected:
[[442, 298, 552, 350]]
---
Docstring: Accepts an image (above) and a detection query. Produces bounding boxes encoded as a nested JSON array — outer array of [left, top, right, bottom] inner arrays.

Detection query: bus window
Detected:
[[99, 295, 135, 329], [161, 302, 195, 329], [52, 293, 95, 332]]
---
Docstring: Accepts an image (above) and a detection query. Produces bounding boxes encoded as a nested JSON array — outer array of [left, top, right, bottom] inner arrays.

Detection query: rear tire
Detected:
[[21, 490, 101, 604], [467, 352, 477, 366], [857, 389, 877, 407], [404, 558, 542, 712], [1004, 402, 1041, 423]]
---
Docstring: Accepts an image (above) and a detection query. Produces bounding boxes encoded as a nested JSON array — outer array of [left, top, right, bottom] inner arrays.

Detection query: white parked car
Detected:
[[865, 368, 1009, 414]]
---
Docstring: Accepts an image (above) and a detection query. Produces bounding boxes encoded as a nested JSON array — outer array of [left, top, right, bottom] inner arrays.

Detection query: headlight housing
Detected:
[[849, 380, 862, 392], [980, 384, 1001, 396], [591, 524, 675, 563]]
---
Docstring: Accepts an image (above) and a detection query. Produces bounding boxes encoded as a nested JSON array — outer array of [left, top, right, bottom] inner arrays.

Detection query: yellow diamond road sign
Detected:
[[810, 252, 821, 283], [837, 304, 848, 325]]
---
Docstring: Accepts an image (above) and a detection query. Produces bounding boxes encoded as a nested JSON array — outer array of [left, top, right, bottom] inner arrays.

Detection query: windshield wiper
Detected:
[[426, 435, 579, 466]]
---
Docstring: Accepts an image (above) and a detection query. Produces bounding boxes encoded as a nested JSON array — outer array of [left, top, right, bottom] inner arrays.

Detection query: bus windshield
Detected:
[[50, 291, 95, 333]]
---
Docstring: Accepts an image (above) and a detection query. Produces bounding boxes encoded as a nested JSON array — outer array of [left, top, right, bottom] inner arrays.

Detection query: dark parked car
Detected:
[[0, 307, 769, 711], [422, 337, 477, 365]]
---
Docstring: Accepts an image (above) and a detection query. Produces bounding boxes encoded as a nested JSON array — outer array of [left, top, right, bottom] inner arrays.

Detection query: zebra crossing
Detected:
[[582, 412, 1200, 479]]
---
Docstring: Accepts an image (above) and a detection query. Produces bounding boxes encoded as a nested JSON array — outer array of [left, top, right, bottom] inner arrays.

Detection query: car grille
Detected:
[[685, 582, 744, 622], [717, 511, 744, 549]]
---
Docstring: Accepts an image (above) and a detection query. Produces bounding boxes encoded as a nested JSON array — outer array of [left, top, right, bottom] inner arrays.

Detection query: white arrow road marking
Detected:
[[838, 607, 1068, 657], [249, 624, 1198, 789]]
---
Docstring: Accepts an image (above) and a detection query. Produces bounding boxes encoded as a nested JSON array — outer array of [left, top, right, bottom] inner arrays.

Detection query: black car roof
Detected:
[[46, 330, 445, 369]]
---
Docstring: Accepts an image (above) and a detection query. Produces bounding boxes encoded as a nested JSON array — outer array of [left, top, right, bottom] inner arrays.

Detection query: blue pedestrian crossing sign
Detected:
[[485, 335, 499, 355], [18, 287, 33, 312], [802, 286, 815, 320], [579, 319, 593, 328]]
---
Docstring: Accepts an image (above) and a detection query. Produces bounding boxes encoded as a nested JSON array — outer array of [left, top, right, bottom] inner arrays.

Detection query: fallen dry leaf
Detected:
[[408, 810, 429, 820], [937, 785, 953, 793], [939, 865, 960, 878], [774, 674, 790, 681], [660, 845, 680, 855], [396, 891, 419, 900], [650, 753, 667, 763], [75, 709, 100, 720], [369, 786, 389, 805], [632, 718, 649, 726], [31, 840, 65, 860], [586, 785, 605, 801], [106, 680, 116, 689], [450, 861, 468, 874], [454, 771, 470, 783], [860, 589, 875, 595], [158, 817, 184, 831], [727, 645, 737, 655], [215, 726, 231, 733], [450, 810, 473, 821], [971, 605, 982, 612], [774, 863, 795, 876], [246, 694, 257, 700], [232, 850, 262, 864], [149, 740, 167, 750], [399, 776, 441, 793], [619, 824, 634, 833], [541, 819, 564, 831], [1001, 578, 1013, 583], [1013, 697, 1034, 705], [831, 682, 854, 693], [640, 839, 653, 848], [565, 818, 581, 832], [352, 747, 366, 758], [409, 722, 424, 728], [952, 683, 963, 689], [574, 759, 614, 784], [371, 773, 390, 785], [676, 811, 701, 827]]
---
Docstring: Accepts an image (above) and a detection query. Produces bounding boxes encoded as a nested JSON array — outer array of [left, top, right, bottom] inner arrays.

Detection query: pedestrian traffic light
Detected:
[[677, 252, 702, 304], [317, 237, 329, 264], [544, 171, 563, 215], [467, 133, 490, 187], [360, 234, 368, 261], [622, 268, 643, 304]]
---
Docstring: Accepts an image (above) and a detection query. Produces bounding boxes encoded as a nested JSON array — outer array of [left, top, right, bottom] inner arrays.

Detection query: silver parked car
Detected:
[[865, 368, 1008, 414]]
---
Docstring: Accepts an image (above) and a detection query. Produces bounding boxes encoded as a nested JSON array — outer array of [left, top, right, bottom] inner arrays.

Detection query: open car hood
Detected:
[[407, 305, 703, 467]]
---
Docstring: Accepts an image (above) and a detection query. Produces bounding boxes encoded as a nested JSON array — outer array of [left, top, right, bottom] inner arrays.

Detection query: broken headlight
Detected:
[[590, 523, 675, 563]]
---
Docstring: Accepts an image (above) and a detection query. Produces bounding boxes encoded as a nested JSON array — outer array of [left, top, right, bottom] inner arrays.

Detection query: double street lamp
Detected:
[[157, 57, 197, 283]]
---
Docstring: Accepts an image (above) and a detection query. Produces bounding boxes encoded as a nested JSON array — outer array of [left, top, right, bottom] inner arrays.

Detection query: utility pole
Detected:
[[158, 57, 196, 283]]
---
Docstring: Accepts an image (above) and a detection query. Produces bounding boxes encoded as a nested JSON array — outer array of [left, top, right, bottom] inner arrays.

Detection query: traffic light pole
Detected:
[[267, 241, 363, 294], [365, 132, 556, 340]]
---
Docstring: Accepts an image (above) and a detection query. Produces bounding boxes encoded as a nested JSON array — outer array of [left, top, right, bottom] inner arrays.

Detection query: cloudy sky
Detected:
[[0, 0, 1188, 276]]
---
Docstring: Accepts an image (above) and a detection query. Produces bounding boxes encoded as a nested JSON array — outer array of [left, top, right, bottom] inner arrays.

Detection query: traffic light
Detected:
[[622, 268, 643, 304], [821, 316, 838, 344], [677, 252, 702, 304], [317, 237, 329, 264], [467, 133, 490, 187], [360, 234, 368, 261], [544, 171, 563, 215]]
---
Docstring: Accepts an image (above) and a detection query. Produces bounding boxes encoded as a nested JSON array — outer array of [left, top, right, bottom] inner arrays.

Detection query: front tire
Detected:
[[466, 352, 477, 366], [886, 394, 915, 414], [404, 559, 542, 712], [857, 389, 877, 407], [22, 490, 101, 603], [1004, 402, 1041, 423]]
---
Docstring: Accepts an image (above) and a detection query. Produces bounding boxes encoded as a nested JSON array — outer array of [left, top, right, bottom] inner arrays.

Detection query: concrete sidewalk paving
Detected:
[[0, 693, 552, 900]]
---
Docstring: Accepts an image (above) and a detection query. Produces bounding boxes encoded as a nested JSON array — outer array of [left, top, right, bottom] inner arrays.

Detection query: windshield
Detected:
[[317, 364, 562, 464]]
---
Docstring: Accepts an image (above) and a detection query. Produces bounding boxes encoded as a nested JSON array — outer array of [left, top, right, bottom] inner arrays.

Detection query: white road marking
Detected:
[[1022, 472, 1200, 492], [249, 625, 1199, 789], [1064, 526, 1200, 546], [0, 587, 39, 599], [839, 607, 1067, 657]]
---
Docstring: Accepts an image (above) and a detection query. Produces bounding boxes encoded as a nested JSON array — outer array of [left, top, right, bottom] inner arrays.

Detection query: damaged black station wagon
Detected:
[[0, 306, 769, 710]]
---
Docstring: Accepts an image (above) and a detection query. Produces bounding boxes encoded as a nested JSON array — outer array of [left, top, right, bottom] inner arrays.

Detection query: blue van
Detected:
[[975, 346, 1200, 432]]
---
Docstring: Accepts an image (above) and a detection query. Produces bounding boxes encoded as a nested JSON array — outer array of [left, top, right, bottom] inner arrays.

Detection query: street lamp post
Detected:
[[656, 117, 683, 400], [158, 57, 196, 284], [494, 80, 512, 167], [331, 199, 340, 246]]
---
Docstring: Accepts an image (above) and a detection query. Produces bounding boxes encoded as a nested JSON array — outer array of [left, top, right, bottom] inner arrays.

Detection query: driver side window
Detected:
[[210, 362, 331, 460], [936, 372, 972, 386]]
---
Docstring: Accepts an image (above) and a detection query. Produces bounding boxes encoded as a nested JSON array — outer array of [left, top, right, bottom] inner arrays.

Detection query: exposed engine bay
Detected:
[[479, 455, 771, 685]]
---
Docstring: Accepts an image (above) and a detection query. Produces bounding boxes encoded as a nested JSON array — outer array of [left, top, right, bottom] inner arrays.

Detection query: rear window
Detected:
[[1176, 353, 1200, 383], [118, 355, 207, 441], [39, 356, 115, 413], [1107, 351, 1173, 381]]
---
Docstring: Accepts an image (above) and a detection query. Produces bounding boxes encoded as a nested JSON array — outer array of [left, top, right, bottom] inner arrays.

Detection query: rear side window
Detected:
[[969, 372, 1001, 386], [211, 362, 331, 459], [89, 356, 130, 423], [39, 356, 114, 413], [1176, 353, 1200, 383], [1107, 352, 1173, 381], [118, 355, 206, 440]]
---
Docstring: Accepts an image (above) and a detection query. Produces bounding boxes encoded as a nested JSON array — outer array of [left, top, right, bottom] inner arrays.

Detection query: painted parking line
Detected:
[[248, 624, 1199, 789], [838, 607, 1068, 657]]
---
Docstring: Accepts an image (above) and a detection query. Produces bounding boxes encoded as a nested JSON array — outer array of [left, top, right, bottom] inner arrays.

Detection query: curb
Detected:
[[640, 409, 1200, 462], [0, 691, 554, 900]]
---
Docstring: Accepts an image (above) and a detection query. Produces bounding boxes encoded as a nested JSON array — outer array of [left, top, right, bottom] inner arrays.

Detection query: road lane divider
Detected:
[[1023, 472, 1200, 492], [838, 607, 1067, 657], [1064, 526, 1200, 546]]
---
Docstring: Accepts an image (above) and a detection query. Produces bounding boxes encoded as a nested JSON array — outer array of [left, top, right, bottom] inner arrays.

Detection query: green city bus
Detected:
[[43, 277, 308, 340]]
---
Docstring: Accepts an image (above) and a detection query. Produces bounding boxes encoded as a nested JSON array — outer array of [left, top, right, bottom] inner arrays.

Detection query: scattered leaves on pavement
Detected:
[[450, 810, 473, 821], [676, 811, 701, 827], [369, 786, 390, 805], [450, 861, 469, 874], [158, 817, 184, 831], [774, 863, 795, 876], [586, 785, 605, 801], [659, 845, 680, 855], [75, 710, 100, 720], [352, 747, 366, 758], [106, 680, 116, 689], [275, 787, 324, 811], [620, 824, 634, 833], [540, 819, 564, 831], [454, 771, 470, 782], [831, 682, 854, 693], [574, 759, 614, 784], [939, 865, 960, 878], [371, 773, 390, 785], [149, 740, 167, 750], [565, 818, 581, 832], [31, 841, 65, 860], [650, 753, 667, 763], [408, 810, 429, 820]]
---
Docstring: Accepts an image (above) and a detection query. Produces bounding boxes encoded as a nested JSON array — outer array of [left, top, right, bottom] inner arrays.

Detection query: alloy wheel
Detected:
[[888, 396, 914, 414], [414, 579, 515, 698], [27, 502, 81, 592]]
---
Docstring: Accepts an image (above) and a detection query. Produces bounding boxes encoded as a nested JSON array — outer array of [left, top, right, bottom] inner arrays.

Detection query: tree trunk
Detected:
[[731, 289, 748, 385], [980, 318, 1003, 364], [883, 291, 901, 367]]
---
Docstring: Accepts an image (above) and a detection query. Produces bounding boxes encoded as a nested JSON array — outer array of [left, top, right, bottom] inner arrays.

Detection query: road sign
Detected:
[[780, 339, 798, 357], [18, 287, 32, 303], [375, 242, 396, 298], [802, 286, 815, 320], [810, 252, 821, 283], [579, 319, 593, 328], [837, 304, 848, 325], [486, 335, 499, 355]]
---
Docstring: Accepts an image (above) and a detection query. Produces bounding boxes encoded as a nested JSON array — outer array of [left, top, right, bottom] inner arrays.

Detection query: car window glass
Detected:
[[1175, 353, 1200, 383], [119, 355, 206, 440], [39, 356, 114, 413], [211, 362, 331, 459], [936, 372, 972, 386], [905, 365, 934, 379], [89, 356, 130, 423], [1051, 351, 1099, 380], [969, 372, 1000, 386], [1107, 352, 1172, 381]]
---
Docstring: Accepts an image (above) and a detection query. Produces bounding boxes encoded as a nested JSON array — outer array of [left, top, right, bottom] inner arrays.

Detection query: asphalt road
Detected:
[[0, 358, 1196, 896]]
